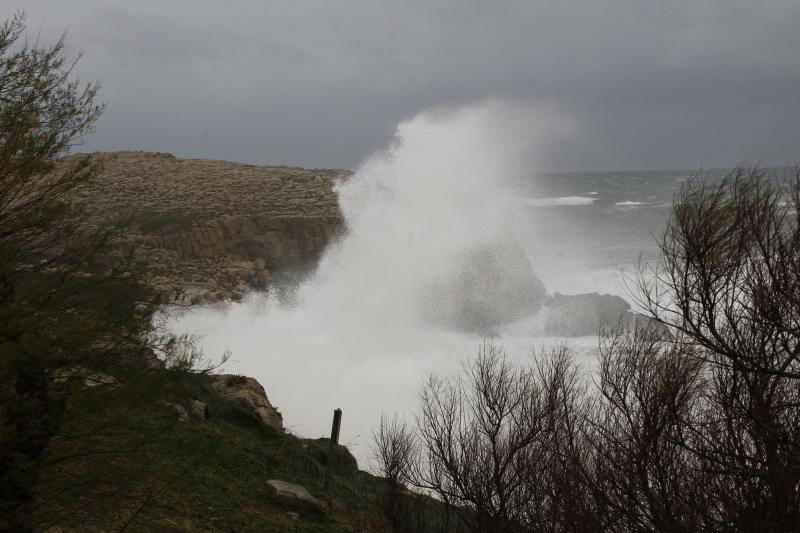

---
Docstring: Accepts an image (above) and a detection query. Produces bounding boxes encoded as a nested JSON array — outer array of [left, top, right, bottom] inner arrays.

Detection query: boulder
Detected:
[[422, 240, 547, 334], [211, 375, 283, 434], [540, 292, 667, 337], [266, 479, 321, 508]]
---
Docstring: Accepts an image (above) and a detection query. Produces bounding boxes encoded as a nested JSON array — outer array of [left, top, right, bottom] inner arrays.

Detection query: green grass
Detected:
[[135, 421, 382, 531], [31, 371, 393, 532]]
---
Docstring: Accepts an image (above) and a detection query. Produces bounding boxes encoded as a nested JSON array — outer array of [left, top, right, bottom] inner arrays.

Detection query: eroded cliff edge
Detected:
[[68, 151, 348, 302]]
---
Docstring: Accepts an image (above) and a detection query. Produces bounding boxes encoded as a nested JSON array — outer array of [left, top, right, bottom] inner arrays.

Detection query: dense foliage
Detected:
[[0, 13, 207, 530]]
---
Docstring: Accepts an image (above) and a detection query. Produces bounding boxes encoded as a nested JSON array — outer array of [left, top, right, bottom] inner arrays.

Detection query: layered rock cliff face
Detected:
[[68, 151, 348, 301]]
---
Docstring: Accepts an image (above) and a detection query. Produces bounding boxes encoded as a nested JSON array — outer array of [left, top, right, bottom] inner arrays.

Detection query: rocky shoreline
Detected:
[[68, 151, 658, 334], [67, 151, 348, 302]]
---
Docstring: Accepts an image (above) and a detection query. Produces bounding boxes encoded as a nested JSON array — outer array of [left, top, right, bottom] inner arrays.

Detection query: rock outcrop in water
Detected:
[[423, 240, 548, 334], [539, 292, 664, 337], [67, 151, 347, 301]]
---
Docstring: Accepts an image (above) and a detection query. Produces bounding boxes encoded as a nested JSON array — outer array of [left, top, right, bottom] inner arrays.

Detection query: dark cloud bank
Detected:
[[6, 0, 799, 171]]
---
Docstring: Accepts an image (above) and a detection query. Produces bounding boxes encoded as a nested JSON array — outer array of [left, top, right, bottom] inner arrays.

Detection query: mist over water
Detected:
[[168, 102, 599, 466], [291, 102, 533, 335]]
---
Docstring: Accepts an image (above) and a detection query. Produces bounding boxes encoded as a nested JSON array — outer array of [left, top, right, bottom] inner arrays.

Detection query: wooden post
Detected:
[[324, 408, 342, 490]]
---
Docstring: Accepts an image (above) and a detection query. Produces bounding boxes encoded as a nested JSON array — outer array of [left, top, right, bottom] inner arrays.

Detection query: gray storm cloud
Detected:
[[5, 0, 799, 171]]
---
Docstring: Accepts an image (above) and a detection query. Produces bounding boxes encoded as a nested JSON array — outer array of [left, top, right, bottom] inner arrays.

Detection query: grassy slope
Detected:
[[139, 419, 388, 531], [34, 372, 393, 532]]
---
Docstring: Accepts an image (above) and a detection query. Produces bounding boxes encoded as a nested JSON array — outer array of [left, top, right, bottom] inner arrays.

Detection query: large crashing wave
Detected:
[[314, 102, 549, 334], [169, 101, 571, 463]]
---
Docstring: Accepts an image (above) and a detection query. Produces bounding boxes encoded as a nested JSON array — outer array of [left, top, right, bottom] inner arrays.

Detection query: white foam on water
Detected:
[[167, 101, 597, 468], [524, 195, 598, 207]]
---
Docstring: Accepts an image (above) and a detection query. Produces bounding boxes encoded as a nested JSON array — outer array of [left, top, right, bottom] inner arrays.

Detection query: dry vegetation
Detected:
[[68, 151, 344, 225], [374, 168, 800, 533]]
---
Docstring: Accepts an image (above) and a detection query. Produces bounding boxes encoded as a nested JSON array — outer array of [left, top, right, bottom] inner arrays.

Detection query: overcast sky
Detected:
[[4, 0, 799, 172]]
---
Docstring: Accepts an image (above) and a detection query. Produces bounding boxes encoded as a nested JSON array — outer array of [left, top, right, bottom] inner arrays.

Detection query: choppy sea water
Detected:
[[517, 169, 730, 298]]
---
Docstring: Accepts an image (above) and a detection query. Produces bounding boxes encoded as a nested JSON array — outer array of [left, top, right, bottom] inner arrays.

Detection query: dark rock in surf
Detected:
[[541, 292, 666, 337], [422, 240, 548, 335]]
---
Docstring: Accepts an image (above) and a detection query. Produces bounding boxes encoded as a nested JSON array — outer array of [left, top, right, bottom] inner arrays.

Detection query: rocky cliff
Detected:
[[67, 151, 348, 301], [536, 292, 668, 338]]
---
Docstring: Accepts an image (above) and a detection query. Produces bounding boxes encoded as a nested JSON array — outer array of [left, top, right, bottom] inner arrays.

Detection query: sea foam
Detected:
[[167, 102, 586, 467]]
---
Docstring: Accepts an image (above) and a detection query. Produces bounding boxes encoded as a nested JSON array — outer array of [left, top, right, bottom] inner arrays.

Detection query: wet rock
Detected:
[[253, 268, 270, 288], [422, 240, 548, 334], [540, 292, 668, 337]]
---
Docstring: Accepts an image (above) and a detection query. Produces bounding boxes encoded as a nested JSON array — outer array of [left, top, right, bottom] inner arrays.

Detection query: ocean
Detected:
[[516, 169, 728, 298]]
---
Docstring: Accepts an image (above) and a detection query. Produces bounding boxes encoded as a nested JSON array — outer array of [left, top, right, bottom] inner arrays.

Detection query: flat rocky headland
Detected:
[[68, 151, 349, 302]]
